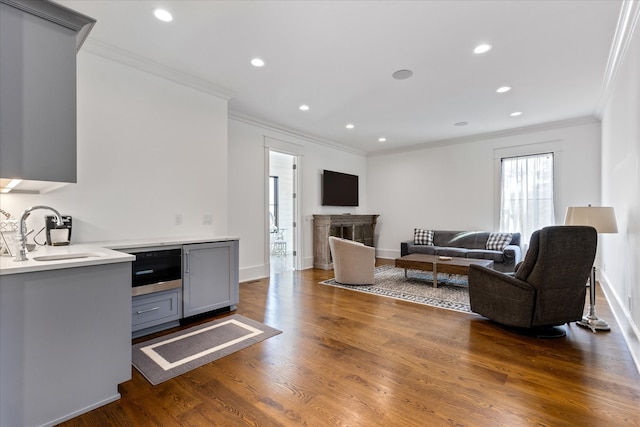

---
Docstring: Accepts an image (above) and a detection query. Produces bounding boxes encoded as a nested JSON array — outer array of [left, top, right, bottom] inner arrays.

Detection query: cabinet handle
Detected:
[[185, 251, 189, 274], [136, 307, 160, 314]]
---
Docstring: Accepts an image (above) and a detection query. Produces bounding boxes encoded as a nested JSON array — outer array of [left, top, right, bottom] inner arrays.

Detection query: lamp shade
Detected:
[[564, 206, 618, 233]]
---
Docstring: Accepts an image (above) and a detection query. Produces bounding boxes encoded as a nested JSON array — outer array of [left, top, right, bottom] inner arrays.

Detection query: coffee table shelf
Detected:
[[395, 254, 494, 288]]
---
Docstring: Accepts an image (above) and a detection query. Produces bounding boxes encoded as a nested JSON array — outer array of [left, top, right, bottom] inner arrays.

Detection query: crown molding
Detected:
[[1, 0, 96, 51], [82, 39, 234, 100], [228, 111, 367, 156], [230, 112, 597, 159], [595, 0, 640, 117], [367, 116, 599, 157]]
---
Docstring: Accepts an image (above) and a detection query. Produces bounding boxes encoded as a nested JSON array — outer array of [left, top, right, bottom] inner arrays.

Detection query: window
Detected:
[[500, 153, 555, 243]]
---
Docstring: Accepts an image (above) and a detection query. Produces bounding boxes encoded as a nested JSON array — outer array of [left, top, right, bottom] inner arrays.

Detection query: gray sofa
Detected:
[[400, 230, 522, 272]]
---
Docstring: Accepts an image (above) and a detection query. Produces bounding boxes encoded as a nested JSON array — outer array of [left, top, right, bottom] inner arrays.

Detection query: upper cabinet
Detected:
[[0, 0, 95, 193]]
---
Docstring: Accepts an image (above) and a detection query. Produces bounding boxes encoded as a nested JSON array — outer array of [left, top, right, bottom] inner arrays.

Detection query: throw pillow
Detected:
[[414, 228, 434, 246], [486, 232, 513, 251]]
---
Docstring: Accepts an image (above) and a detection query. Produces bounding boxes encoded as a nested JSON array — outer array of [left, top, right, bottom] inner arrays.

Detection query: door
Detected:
[[268, 150, 298, 272]]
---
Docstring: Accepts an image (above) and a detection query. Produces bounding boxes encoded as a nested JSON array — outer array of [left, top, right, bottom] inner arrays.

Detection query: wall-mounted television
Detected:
[[322, 169, 359, 206]]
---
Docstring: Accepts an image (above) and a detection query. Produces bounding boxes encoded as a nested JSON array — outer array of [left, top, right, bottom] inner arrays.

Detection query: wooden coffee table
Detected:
[[394, 254, 494, 288]]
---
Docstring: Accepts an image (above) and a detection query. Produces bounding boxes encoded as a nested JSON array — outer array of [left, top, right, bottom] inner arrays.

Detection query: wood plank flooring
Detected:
[[61, 262, 640, 426]]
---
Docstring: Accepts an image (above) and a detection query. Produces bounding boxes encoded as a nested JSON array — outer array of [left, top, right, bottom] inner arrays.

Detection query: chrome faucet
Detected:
[[14, 205, 63, 262]]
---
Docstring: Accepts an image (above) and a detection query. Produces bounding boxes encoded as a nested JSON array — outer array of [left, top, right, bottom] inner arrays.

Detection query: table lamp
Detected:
[[564, 205, 618, 333]]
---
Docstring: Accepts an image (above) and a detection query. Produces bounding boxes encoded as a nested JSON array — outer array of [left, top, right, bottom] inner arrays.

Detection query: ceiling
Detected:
[[57, 0, 623, 155]]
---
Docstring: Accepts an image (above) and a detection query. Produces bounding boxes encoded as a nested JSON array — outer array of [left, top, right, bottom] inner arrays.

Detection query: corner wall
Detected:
[[601, 14, 640, 370], [0, 51, 229, 243]]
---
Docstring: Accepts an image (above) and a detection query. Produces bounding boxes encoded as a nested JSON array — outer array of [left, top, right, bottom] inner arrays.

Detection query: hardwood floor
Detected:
[[61, 262, 640, 426]]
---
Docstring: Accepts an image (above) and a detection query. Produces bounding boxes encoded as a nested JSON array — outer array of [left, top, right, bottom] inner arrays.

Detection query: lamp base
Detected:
[[577, 315, 610, 333], [576, 267, 611, 334]]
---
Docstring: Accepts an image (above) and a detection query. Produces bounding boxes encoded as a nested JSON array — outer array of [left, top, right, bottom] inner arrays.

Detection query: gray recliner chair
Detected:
[[468, 226, 597, 337]]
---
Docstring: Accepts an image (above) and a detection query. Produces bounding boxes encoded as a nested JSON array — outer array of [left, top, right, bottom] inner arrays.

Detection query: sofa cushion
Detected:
[[414, 228, 434, 246], [466, 249, 504, 263], [435, 247, 470, 258], [486, 232, 513, 251], [408, 244, 437, 255], [433, 231, 490, 249]]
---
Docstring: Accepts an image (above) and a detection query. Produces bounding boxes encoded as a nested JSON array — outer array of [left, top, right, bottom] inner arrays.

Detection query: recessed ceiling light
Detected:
[[454, 121, 469, 126], [299, 104, 310, 111], [153, 8, 173, 22], [392, 69, 413, 80], [346, 124, 354, 129], [474, 44, 492, 54], [378, 137, 387, 142], [251, 58, 265, 67], [510, 111, 523, 117], [496, 86, 512, 93]]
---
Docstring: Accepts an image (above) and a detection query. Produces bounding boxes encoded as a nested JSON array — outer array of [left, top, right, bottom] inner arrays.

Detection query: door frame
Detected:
[[264, 137, 304, 272]]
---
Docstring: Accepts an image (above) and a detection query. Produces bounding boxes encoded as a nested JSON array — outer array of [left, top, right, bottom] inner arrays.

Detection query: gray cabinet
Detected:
[[0, 0, 95, 184], [0, 262, 131, 427], [183, 240, 239, 317]]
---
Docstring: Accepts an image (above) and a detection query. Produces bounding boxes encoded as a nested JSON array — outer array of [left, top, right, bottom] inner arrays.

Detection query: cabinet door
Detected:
[[0, 2, 77, 183], [183, 241, 239, 317]]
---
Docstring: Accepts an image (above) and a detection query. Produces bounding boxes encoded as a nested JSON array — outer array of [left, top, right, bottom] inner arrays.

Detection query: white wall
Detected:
[[601, 20, 640, 369], [368, 120, 601, 259], [0, 51, 229, 243], [227, 118, 368, 281]]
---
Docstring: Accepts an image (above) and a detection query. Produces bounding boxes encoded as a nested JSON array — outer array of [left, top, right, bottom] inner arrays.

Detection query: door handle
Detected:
[[136, 307, 159, 314]]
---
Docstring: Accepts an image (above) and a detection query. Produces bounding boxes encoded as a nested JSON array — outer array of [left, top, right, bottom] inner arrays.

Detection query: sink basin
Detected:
[[32, 252, 106, 262]]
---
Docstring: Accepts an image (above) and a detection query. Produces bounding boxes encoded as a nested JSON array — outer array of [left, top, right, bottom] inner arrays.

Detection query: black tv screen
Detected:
[[322, 170, 359, 206]]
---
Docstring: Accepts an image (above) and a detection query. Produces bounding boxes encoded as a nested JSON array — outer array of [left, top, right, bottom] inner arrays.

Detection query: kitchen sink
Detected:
[[32, 252, 106, 262]]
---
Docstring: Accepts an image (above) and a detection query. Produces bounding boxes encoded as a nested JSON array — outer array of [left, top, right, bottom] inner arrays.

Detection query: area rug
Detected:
[[320, 265, 472, 313], [132, 314, 282, 385]]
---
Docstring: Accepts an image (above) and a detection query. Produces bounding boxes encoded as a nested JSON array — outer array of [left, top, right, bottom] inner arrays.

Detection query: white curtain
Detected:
[[499, 153, 555, 245]]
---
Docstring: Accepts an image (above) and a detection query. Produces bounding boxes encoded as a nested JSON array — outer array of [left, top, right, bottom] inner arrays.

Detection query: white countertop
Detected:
[[0, 235, 239, 276], [93, 235, 240, 251], [0, 244, 135, 276]]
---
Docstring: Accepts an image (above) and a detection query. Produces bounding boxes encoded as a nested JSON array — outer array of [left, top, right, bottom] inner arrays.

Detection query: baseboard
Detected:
[[375, 248, 401, 260], [239, 259, 316, 282], [301, 255, 314, 270], [600, 273, 640, 374], [239, 264, 268, 283], [42, 393, 121, 427]]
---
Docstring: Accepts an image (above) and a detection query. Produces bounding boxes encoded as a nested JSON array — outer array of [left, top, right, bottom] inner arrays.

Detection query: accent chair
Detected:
[[468, 225, 597, 337], [328, 236, 375, 285]]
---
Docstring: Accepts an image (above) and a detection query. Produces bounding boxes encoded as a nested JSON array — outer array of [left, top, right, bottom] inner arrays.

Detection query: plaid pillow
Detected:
[[486, 232, 513, 251], [414, 228, 434, 246]]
